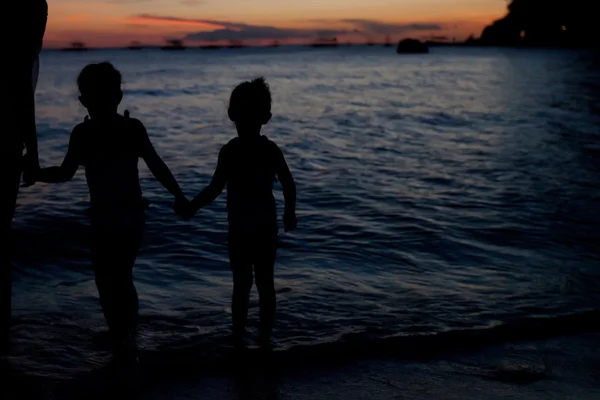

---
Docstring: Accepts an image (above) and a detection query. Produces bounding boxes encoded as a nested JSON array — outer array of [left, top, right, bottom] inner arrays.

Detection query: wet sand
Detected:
[[141, 332, 600, 400], [14, 330, 593, 400]]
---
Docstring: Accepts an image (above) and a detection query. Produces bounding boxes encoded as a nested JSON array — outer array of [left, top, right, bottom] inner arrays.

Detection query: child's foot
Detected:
[[0, 321, 12, 354], [113, 333, 138, 359], [232, 333, 247, 351], [0, 334, 8, 354], [113, 334, 141, 388], [259, 335, 274, 352]]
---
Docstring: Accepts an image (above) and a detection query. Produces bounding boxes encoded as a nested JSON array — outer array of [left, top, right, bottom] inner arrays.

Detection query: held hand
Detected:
[[284, 211, 297, 233], [173, 197, 193, 220], [21, 151, 40, 187]]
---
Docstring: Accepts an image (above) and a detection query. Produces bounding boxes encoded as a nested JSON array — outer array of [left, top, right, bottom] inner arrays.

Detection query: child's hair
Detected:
[[77, 62, 122, 108], [228, 77, 272, 124]]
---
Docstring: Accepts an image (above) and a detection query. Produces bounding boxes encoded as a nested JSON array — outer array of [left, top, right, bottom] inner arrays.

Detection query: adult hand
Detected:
[[21, 151, 40, 187], [173, 197, 193, 220]]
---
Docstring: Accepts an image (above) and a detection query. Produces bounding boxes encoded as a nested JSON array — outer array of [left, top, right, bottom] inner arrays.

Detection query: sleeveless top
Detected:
[[78, 112, 143, 211], [223, 136, 279, 234]]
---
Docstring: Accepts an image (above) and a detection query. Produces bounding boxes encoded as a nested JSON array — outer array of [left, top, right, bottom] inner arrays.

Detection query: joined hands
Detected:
[[174, 197, 298, 233], [21, 151, 40, 188], [173, 197, 194, 220]]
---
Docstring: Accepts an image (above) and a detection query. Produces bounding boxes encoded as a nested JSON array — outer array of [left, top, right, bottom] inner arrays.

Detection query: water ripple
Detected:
[[6, 46, 600, 381]]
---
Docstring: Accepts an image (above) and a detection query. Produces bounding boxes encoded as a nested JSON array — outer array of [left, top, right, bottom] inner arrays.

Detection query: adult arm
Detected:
[[21, 0, 48, 184]]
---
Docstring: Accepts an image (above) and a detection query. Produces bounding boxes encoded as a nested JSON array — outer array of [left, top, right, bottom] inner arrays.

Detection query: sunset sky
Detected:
[[45, 0, 508, 48]]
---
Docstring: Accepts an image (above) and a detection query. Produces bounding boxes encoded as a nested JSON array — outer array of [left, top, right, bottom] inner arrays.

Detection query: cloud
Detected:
[[129, 14, 442, 42], [104, 0, 205, 4], [341, 20, 442, 34], [66, 14, 91, 22], [104, 0, 158, 3], [185, 20, 441, 41], [187, 25, 346, 41], [180, 0, 205, 5], [128, 14, 226, 29]]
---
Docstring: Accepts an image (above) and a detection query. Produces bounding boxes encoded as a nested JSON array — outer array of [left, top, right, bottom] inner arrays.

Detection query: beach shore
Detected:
[[9, 330, 590, 399], [142, 332, 600, 400]]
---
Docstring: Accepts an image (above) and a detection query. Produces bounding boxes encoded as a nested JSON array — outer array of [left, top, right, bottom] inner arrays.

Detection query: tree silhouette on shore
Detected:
[[481, 0, 596, 47]]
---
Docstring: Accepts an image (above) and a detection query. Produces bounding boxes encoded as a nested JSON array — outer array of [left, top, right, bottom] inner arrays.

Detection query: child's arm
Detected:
[[274, 145, 297, 232], [187, 147, 228, 216], [137, 120, 187, 203], [37, 127, 82, 184]]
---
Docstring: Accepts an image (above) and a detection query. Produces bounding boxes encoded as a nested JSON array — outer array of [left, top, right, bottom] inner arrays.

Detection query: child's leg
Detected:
[[254, 235, 278, 344], [91, 212, 142, 342], [108, 252, 140, 337], [228, 234, 253, 342], [93, 262, 117, 333]]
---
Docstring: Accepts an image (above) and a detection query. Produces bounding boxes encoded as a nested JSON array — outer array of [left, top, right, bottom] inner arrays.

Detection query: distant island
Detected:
[[51, 2, 600, 54], [396, 39, 429, 54], [61, 42, 89, 52], [161, 39, 186, 51], [311, 37, 339, 48], [478, 0, 596, 47], [127, 41, 144, 50]]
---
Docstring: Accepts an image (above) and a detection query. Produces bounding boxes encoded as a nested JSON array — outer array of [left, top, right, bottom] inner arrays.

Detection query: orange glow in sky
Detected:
[[44, 0, 507, 48]]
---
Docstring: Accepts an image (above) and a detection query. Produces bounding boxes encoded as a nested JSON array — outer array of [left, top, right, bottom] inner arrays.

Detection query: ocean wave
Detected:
[[7, 310, 600, 399], [6, 46, 600, 388]]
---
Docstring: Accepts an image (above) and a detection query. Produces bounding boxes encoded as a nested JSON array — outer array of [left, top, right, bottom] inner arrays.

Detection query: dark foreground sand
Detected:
[[140, 332, 600, 400], [4, 332, 600, 399]]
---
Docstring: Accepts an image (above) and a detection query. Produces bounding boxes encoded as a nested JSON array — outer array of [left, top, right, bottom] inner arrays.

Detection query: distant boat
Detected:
[[199, 44, 222, 50], [127, 41, 144, 50], [62, 41, 88, 52], [161, 39, 186, 51], [396, 38, 429, 54], [311, 37, 338, 48], [268, 40, 280, 48], [383, 35, 393, 47], [200, 39, 222, 50], [226, 40, 247, 49]]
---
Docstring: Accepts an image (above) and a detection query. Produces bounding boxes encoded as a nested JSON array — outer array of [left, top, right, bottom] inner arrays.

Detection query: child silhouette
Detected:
[[178, 78, 297, 347], [37, 62, 188, 348]]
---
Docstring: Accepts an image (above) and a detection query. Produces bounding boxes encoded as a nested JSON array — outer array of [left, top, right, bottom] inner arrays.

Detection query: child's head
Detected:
[[77, 62, 123, 115], [228, 77, 272, 136]]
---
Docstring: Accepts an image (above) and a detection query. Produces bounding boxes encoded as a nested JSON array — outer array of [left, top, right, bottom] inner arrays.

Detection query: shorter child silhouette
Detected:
[[178, 78, 297, 347], [37, 62, 188, 347]]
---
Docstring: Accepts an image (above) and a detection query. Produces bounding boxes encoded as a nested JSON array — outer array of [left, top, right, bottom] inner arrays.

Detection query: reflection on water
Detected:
[[7, 46, 600, 381]]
